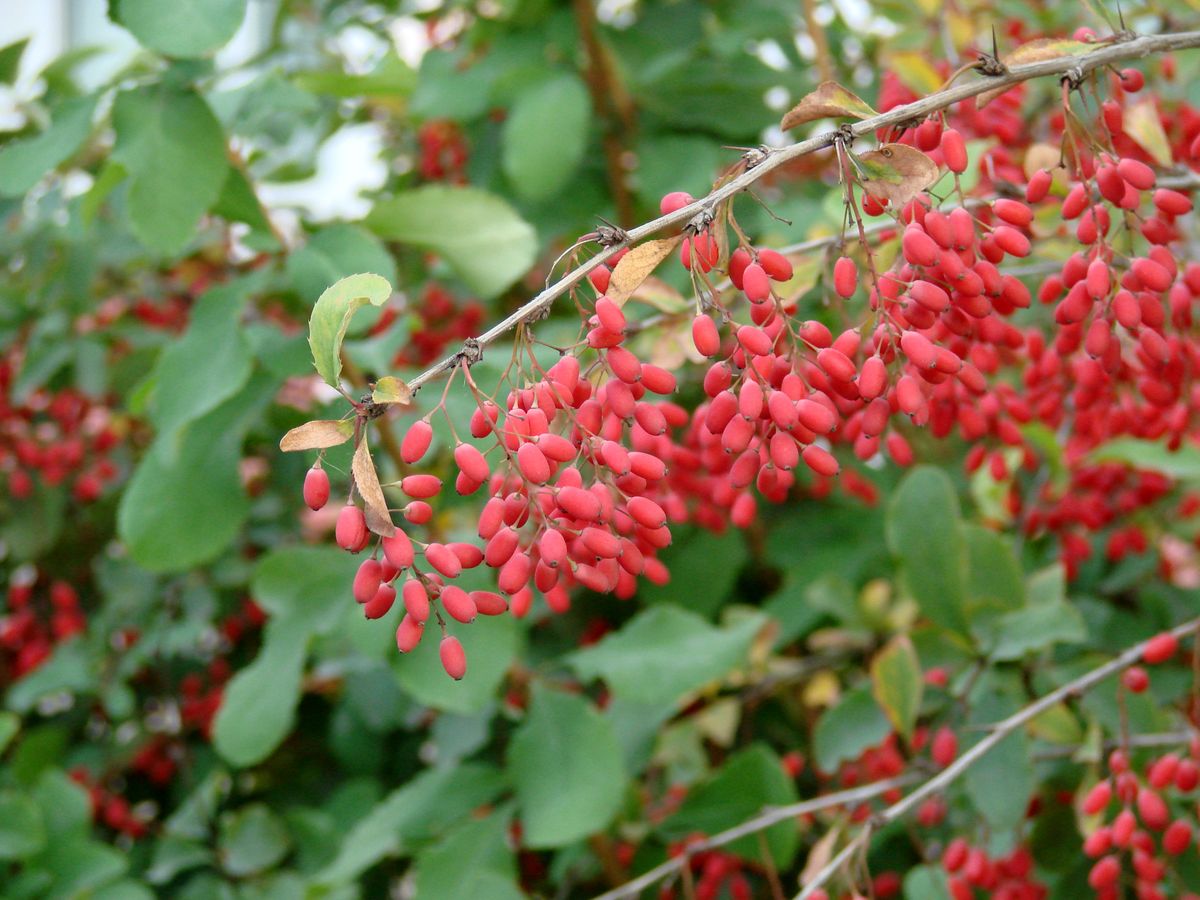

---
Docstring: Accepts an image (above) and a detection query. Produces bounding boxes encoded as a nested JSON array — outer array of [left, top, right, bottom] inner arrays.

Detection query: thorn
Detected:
[[991, 25, 998, 59], [1117, 0, 1126, 31]]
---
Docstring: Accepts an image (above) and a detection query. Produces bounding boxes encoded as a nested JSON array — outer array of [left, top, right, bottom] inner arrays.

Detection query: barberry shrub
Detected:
[[3, 2, 1200, 898]]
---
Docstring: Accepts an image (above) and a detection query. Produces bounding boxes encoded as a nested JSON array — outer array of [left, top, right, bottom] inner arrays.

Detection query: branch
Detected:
[[794, 615, 1200, 899], [591, 772, 920, 900], [403, 29, 1200, 396]]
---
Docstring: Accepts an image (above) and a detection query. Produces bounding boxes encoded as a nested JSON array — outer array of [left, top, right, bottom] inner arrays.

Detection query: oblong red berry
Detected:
[[1025, 169, 1052, 203], [335, 505, 369, 553], [1082, 780, 1112, 815], [382, 530, 414, 569], [692, 314, 721, 357], [833, 256, 857, 298], [516, 442, 551, 484], [757, 248, 793, 281], [440, 635, 467, 680], [470, 590, 508, 616], [439, 585, 477, 623], [402, 578, 430, 622], [353, 559, 383, 603], [742, 263, 771, 302], [303, 466, 330, 511], [931, 726, 958, 768], [424, 542, 463, 578], [802, 444, 839, 476], [941, 128, 967, 174], [363, 583, 396, 619], [401, 420, 433, 464], [454, 443, 490, 483], [626, 496, 666, 529], [400, 474, 442, 499], [595, 296, 626, 333], [395, 614, 424, 652], [1143, 631, 1179, 664]]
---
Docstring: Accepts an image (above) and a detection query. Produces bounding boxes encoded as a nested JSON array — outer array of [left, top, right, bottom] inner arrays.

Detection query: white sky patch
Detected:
[[259, 123, 388, 221]]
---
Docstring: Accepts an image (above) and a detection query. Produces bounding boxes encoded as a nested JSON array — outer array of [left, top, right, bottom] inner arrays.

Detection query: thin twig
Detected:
[[403, 30, 1200, 397], [794, 615, 1200, 899], [591, 773, 918, 900]]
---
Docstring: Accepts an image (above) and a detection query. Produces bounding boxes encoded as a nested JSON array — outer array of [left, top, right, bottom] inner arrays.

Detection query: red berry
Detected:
[[400, 419, 433, 463], [303, 466, 330, 511], [335, 505, 370, 553], [833, 256, 858, 298], [1143, 632, 1179, 665], [1122, 666, 1149, 693], [941, 128, 968, 174], [1119, 67, 1144, 92], [440, 635, 467, 680], [931, 726, 958, 768]]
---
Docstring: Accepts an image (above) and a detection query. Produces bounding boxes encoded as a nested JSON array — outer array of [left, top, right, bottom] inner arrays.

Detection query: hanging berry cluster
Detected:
[[283, 34, 1200, 681]]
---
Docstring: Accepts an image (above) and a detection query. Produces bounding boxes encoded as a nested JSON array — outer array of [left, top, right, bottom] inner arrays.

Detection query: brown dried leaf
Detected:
[[1124, 99, 1172, 167], [800, 825, 842, 887], [854, 144, 939, 206], [279, 419, 355, 452], [352, 439, 396, 537], [978, 38, 1093, 108], [606, 237, 683, 308], [780, 81, 877, 131], [372, 375, 413, 406]]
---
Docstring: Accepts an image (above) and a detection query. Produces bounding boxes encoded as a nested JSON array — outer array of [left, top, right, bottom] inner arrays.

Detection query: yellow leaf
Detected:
[[780, 81, 877, 131], [802, 669, 841, 708], [279, 419, 354, 452], [1124, 99, 1172, 167], [352, 439, 396, 537], [884, 51, 943, 95], [693, 698, 741, 747], [606, 237, 682, 307], [372, 375, 413, 406], [801, 826, 842, 887]]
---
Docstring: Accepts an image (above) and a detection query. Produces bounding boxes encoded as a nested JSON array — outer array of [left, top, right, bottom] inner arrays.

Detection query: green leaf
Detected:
[[211, 619, 307, 768], [117, 373, 272, 571], [288, 225, 397, 309], [886, 466, 969, 633], [904, 865, 953, 900], [217, 804, 290, 877], [507, 686, 625, 848], [986, 598, 1087, 661], [501, 74, 591, 201], [306, 273, 392, 388], [113, 0, 248, 58], [5, 639, 92, 714], [313, 764, 505, 887], [212, 165, 278, 247], [146, 837, 213, 885], [294, 53, 415, 99], [0, 95, 98, 197], [1090, 438, 1200, 480], [964, 524, 1025, 613], [32, 770, 91, 837], [34, 836, 127, 896], [661, 744, 798, 867], [366, 186, 536, 298], [149, 277, 257, 440], [0, 711, 18, 755], [251, 546, 360, 636], [413, 811, 519, 899], [813, 685, 892, 773], [112, 85, 228, 255], [964, 689, 1033, 831], [567, 607, 765, 705], [870, 636, 923, 741], [0, 791, 46, 859], [393, 613, 520, 714], [0, 38, 28, 83]]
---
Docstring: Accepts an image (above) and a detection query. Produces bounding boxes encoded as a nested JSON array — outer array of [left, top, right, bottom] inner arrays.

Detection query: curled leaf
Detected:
[[352, 439, 396, 538], [307, 273, 393, 389], [1124, 99, 1172, 167], [606, 237, 682, 308], [977, 39, 1093, 108], [372, 375, 413, 406], [780, 81, 876, 131], [279, 419, 354, 452], [853, 144, 939, 206]]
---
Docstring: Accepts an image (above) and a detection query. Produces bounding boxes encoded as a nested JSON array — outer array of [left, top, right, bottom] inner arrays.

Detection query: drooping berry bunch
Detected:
[[293, 32, 1200, 681]]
